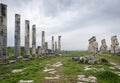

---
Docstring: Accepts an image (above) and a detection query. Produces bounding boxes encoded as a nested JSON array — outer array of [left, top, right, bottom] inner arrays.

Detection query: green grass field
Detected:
[[0, 49, 120, 83]]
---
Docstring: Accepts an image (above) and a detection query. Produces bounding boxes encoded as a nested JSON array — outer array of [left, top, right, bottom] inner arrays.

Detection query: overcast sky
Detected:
[[1, 0, 120, 50]]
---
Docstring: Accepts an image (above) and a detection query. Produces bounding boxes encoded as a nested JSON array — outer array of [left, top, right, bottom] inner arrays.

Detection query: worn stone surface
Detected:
[[88, 36, 98, 54], [15, 14, 21, 58], [111, 35, 119, 53], [52, 36, 54, 53], [25, 20, 31, 57], [77, 75, 97, 83], [100, 39, 107, 53], [19, 80, 34, 83], [37, 46, 42, 56], [0, 3, 7, 61], [32, 25, 36, 56], [41, 31, 45, 55], [58, 36, 61, 52], [51, 61, 63, 67], [45, 42, 48, 54], [45, 75, 60, 80], [55, 41, 57, 52]]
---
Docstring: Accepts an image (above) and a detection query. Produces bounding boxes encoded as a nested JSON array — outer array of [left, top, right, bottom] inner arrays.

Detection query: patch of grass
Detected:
[[0, 50, 120, 83]]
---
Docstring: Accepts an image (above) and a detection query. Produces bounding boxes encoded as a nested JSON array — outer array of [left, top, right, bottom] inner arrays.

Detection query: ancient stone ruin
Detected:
[[100, 39, 107, 53], [14, 14, 21, 59], [0, 4, 7, 61], [88, 36, 98, 54], [32, 25, 36, 56], [52, 36, 54, 53], [25, 20, 31, 58], [58, 36, 61, 52], [111, 35, 119, 53]]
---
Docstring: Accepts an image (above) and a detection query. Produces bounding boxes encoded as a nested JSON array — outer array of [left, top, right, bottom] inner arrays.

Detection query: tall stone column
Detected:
[[14, 14, 21, 58], [32, 25, 36, 56], [52, 36, 54, 53], [25, 20, 30, 57], [58, 36, 61, 52], [0, 3, 7, 60], [55, 41, 57, 52], [41, 31, 45, 54]]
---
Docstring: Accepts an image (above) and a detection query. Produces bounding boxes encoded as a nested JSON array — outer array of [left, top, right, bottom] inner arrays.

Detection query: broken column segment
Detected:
[[25, 20, 31, 58], [14, 14, 21, 59], [52, 36, 54, 53], [0, 3, 7, 60], [100, 39, 107, 53], [88, 36, 98, 54], [32, 25, 36, 56], [58, 36, 61, 52], [111, 35, 119, 53]]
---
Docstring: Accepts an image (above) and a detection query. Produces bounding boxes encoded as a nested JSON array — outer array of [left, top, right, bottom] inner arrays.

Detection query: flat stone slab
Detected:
[[52, 62, 63, 67], [48, 70, 57, 74], [45, 75, 60, 80], [19, 80, 34, 83], [12, 69, 23, 73], [43, 68, 55, 72]]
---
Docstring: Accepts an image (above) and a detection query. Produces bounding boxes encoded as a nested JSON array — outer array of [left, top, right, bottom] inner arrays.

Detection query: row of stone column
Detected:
[[0, 3, 62, 61], [88, 35, 119, 54]]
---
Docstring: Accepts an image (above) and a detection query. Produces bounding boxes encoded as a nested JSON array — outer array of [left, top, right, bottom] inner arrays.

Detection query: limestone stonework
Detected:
[[111, 35, 119, 53], [52, 36, 54, 53], [55, 41, 57, 52], [0, 3, 7, 60], [100, 39, 107, 52], [58, 36, 61, 52], [41, 31, 45, 54], [25, 20, 31, 57], [32, 25, 36, 56], [88, 36, 98, 54], [14, 14, 21, 58]]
